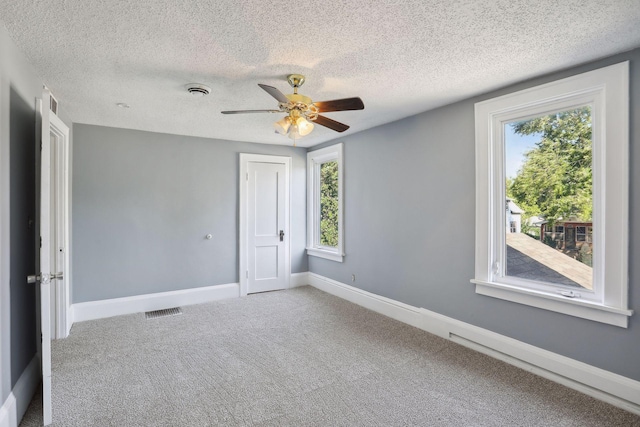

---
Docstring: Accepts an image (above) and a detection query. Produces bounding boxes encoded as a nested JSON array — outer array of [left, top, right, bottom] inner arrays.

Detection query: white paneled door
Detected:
[[240, 154, 290, 295], [36, 91, 53, 425], [29, 89, 70, 426]]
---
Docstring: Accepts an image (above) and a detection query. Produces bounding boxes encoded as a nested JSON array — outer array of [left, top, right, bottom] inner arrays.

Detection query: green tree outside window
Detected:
[[508, 106, 593, 228], [320, 161, 338, 247]]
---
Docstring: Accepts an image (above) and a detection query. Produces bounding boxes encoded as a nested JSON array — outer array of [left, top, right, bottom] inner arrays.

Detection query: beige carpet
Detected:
[[20, 286, 640, 426]]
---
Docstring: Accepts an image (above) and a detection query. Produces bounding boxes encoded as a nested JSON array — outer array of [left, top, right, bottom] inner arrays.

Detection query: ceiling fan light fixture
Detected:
[[288, 127, 301, 140], [295, 117, 314, 136], [274, 116, 292, 135]]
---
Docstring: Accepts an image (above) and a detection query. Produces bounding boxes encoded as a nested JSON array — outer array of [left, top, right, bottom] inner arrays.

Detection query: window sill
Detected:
[[307, 247, 343, 262], [471, 279, 632, 328]]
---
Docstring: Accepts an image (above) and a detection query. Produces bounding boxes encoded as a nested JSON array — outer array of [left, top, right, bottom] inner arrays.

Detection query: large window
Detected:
[[505, 106, 594, 288], [473, 62, 631, 327], [307, 143, 343, 262]]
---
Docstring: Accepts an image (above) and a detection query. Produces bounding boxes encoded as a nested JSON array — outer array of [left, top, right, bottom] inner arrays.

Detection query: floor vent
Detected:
[[145, 307, 182, 320]]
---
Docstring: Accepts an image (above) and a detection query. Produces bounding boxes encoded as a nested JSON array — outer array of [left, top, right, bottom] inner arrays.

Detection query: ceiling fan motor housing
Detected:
[[285, 93, 312, 105], [283, 93, 318, 121]]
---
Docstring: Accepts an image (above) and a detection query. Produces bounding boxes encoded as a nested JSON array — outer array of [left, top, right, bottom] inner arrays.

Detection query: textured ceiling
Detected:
[[1, 1, 640, 147]]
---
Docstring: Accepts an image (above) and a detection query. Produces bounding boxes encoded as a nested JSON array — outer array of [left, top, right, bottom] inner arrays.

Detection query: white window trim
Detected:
[[472, 62, 632, 328], [307, 143, 344, 262]]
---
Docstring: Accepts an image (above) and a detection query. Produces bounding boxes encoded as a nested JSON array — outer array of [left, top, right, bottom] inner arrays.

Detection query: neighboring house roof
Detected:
[[528, 216, 547, 226], [506, 233, 592, 290], [506, 199, 524, 215], [556, 220, 593, 225]]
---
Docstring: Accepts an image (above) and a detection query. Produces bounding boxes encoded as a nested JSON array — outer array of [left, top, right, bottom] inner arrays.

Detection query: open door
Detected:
[[27, 89, 55, 425], [29, 88, 69, 425]]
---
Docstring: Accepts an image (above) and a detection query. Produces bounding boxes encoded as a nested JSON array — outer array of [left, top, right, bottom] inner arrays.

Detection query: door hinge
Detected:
[[40, 236, 42, 248], [246, 172, 249, 181], [246, 270, 248, 278], [40, 140, 42, 151]]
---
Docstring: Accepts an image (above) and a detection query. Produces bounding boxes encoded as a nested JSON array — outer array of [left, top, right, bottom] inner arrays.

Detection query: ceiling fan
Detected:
[[221, 74, 364, 140]]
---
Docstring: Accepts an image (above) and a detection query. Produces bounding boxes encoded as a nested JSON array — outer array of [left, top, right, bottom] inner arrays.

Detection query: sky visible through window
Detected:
[[505, 126, 542, 179]]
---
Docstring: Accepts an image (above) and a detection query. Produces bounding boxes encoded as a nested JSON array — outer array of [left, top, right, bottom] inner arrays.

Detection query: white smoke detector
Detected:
[[186, 83, 211, 97]]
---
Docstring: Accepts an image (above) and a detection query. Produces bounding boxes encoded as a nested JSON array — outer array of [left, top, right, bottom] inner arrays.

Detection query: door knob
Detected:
[[27, 272, 63, 284], [279, 230, 284, 241]]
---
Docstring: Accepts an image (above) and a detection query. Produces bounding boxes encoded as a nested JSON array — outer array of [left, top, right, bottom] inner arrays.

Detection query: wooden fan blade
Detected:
[[258, 84, 289, 104], [314, 115, 350, 132], [221, 109, 281, 114], [314, 97, 364, 113]]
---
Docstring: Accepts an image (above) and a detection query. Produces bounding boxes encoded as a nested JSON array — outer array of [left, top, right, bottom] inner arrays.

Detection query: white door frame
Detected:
[[0, 71, 7, 419], [36, 92, 53, 425], [49, 112, 71, 339], [239, 153, 291, 296], [34, 89, 71, 425]]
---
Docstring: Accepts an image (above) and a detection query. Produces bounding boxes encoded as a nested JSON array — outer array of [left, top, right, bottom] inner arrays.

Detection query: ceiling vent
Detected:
[[186, 83, 211, 97]]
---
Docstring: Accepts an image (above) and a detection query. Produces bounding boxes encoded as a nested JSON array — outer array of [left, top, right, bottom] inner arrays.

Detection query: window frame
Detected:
[[306, 143, 344, 262], [472, 62, 632, 327]]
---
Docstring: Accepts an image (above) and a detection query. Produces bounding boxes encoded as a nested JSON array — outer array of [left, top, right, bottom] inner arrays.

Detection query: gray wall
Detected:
[[309, 48, 640, 381], [9, 87, 37, 388], [72, 125, 307, 303], [1, 22, 41, 405]]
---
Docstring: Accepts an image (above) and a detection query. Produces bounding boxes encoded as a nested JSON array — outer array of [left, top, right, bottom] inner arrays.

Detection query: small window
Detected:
[[319, 161, 339, 247], [473, 62, 632, 327], [307, 144, 344, 262], [509, 221, 517, 233]]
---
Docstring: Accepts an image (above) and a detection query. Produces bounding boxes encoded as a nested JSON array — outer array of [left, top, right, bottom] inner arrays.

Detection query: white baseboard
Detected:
[[72, 282, 240, 323], [13, 357, 39, 425], [308, 273, 424, 330], [307, 272, 640, 416], [0, 393, 16, 427], [0, 356, 40, 427], [73, 273, 309, 325], [290, 272, 309, 288]]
